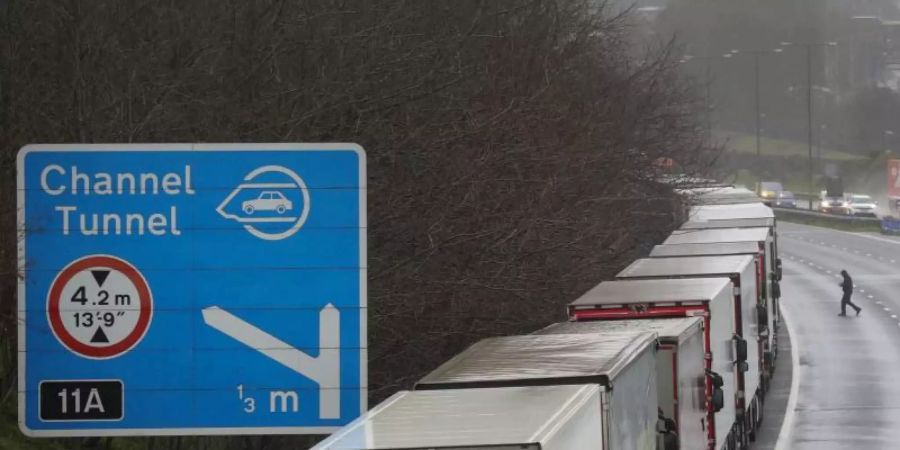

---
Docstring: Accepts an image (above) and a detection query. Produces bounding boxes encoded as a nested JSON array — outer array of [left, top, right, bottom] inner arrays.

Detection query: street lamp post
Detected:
[[755, 53, 761, 165], [679, 54, 717, 147], [807, 45, 813, 207], [778, 41, 838, 209], [725, 49, 768, 182]]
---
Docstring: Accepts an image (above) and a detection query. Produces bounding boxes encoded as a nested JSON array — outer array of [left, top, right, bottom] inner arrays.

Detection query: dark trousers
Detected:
[[841, 294, 861, 315]]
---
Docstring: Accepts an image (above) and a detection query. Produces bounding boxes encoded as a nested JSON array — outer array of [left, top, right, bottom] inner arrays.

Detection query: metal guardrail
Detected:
[[772, 206, 881, 232]]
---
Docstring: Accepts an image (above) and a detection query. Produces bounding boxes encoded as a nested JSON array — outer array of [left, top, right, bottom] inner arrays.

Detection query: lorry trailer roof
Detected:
[[677, 187, 762, 204], [664, 227, 770, 245], [689, 202, 774, 220], [650, 242, 761, 257], [617, 255, 754, 279], [416, 332, 656, 388], [312, 384, 602, 449], [681, 218, 775, 229], [568, 277, 732, 307], [535, 317, 703, 345]]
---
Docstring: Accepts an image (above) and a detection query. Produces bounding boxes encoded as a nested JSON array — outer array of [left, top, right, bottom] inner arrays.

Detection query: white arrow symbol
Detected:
[[202, 304, 341, 419]]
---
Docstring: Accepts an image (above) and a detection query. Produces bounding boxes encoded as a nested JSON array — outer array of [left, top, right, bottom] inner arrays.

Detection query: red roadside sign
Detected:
[[888, 159, 900, 198], [47, 255, 153, 359]]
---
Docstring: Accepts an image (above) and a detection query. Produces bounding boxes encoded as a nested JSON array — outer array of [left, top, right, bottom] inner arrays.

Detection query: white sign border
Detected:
[[17, 143, 367, 437]]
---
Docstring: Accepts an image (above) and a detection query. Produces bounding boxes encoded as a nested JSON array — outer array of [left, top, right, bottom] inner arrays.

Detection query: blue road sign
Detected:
[[17, 144, 366, 436]]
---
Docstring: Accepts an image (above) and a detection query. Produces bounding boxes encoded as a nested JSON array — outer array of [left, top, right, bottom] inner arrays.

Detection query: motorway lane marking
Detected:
[[793, 225, 900, 264], [867, 295, 874, 299], [774, 293, 801, 450]]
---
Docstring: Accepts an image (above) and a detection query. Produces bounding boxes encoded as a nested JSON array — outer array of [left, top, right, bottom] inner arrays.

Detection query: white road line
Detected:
[[891, 315, 897, 319], [774, 303, 800, 450], [839, 231, 900, 247], [867, 295, 874, 299], [859, 289, 865, 293], [877, 301, 884, 305]]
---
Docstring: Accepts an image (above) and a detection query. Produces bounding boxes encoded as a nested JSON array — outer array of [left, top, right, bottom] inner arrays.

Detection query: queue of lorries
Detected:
[[314, 185, 782, 450]]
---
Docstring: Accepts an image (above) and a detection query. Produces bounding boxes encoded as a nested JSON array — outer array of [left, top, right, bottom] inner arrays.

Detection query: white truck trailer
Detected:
[[536, 317, 706, 450], [682, 202, 779, 283], [651, 239, 778, 393], [616, 255, 759, 449], [567, 278, 737, 450], [415, 332, 659, 450], [677, 187, 763, 206], [312, 384, 604, 449], [662, 226, 779, 381], [682, 203, 779, 281], [682, 202, 781, 292]]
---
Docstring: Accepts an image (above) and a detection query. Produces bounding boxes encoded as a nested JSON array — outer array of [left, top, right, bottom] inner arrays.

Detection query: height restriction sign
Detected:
[[48, 255, 152, 359], [18, 144, 367, 436]]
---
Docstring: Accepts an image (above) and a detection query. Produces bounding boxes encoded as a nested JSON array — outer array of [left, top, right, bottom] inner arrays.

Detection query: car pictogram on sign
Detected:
[[242, 191, 293, 215]]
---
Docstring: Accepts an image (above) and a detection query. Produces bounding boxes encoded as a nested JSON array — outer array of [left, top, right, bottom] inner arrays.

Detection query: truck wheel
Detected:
[[749, 407, 757, 442]]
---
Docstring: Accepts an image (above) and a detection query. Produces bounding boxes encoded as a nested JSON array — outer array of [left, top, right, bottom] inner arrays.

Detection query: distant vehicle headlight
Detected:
[[821, 201, 831, 207], [842, 202, 850, 207]]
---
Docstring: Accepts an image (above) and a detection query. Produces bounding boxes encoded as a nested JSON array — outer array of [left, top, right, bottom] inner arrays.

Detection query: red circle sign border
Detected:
[[46, 254, 153, 359]]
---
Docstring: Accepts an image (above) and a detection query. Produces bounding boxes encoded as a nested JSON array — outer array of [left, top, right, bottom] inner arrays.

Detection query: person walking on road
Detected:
[[839, 269, 861, 317]]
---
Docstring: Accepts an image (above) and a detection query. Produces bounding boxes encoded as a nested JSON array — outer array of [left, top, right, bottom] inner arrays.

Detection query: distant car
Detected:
[[242, 191, 293, 215], [774, 191, 796, 208], [845, 194, 878, 217], [819, 190, 848, 215], [757, 181, 783, 205]]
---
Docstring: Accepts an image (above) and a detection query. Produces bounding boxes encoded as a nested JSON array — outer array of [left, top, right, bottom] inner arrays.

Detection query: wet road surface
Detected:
[[777, 221, 900, 449], [748, 318, 791, 450]]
